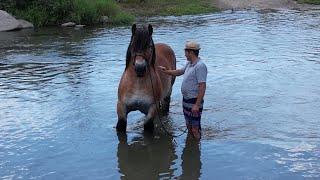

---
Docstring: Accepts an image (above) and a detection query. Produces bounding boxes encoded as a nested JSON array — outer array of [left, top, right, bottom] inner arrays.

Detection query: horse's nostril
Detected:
[[135, 64, 146, 77]]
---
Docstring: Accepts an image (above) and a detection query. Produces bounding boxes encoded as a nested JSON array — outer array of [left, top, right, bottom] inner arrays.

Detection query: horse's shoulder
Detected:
[[155, 43, 170, 49], [155, 43, 174, 54]]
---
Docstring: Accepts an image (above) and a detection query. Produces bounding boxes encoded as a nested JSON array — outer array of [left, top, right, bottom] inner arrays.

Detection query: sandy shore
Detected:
[[212, 0, 320, 10]]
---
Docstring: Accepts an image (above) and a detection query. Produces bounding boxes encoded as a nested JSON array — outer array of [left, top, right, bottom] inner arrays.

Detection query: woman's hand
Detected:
[[191, 104, 200, 116], [158, 66, 167, 72]]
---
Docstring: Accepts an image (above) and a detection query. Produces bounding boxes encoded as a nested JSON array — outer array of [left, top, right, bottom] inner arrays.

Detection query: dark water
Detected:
[[1, 10, 320, 179]]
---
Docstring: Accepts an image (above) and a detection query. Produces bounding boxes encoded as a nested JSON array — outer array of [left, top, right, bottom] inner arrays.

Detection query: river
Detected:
[[1, 9, 320, 179]]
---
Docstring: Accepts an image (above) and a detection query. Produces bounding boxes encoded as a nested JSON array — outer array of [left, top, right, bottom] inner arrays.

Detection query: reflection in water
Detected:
[[117, 132, 203, 180], [180, 134, 202, 180], [117, 133, 177, 179]]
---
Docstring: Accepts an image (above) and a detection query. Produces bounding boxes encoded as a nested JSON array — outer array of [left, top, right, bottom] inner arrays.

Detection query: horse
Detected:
[[116, 24, 176, 132]]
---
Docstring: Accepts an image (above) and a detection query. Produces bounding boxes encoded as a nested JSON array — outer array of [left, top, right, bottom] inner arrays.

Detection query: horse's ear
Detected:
[[132, 24, 136, 35], [148, 24, 153, 36]]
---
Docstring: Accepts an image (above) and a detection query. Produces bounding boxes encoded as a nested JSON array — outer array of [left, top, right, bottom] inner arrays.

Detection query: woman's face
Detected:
[[184, 50, 192, 61]]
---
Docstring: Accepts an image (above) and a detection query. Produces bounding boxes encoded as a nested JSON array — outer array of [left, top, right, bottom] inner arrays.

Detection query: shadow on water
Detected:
[[116, 132, 177, 179], [117, 132, 202, 180], [179, 134, 202, 180]]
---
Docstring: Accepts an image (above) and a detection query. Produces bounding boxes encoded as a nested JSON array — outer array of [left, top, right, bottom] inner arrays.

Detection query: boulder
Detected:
[[75, 24, 85, 28], [75, 25, 85, 29], [100, 16, 110, 24], [17, 19, 34, 29], [0, 10, 22, 32], [61, 22, 76, 27]]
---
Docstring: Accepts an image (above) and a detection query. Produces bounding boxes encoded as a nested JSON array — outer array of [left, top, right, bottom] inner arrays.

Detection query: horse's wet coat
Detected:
[[116, 24, 176, 132]]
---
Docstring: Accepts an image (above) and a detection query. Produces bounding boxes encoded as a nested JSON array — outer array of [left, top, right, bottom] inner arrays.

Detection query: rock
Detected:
[[75, 24, 85, 29], [100, 16, 110, 24], [0, 10, 22, 32], [17, 19, 34, 29], [61, 22, 76, 27]]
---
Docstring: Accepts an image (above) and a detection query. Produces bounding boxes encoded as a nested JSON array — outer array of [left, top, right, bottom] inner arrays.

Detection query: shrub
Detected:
[[1, 0, 135, 27]]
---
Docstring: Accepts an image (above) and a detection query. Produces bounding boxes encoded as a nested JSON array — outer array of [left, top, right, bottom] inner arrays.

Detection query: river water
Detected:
[[0, 9, 320, 179]]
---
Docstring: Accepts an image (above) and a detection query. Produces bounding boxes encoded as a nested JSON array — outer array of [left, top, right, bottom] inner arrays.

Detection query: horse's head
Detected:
[[126, 24, 156, 77]]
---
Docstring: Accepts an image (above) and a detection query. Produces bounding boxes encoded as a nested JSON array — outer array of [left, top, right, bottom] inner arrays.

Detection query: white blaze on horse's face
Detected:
[[134, 54, 147, 77]]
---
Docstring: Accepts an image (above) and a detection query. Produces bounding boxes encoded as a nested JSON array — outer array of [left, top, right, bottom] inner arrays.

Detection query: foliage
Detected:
[[14, 4, 49, 27], [1, 0, 134, 27], [298, 0, 320, 4], [110, 12, 135, 25], [118, 0, 218, 17], [1, 0, 219, 27]]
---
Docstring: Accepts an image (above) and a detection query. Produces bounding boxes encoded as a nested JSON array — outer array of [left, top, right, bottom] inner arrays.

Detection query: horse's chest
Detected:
[[125, 92, 153, 114]]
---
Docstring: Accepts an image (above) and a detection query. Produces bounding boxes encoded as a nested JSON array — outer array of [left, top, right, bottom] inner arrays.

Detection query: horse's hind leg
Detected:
[[116, 101, 127, 132], [144, 104, 157, 132]]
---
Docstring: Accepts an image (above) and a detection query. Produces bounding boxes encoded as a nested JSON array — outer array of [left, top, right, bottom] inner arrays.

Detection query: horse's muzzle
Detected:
[[135, 61, 147, 77]]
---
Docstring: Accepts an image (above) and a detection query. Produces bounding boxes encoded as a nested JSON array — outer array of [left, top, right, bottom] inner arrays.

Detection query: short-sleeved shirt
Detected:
[[181, 58, 207, 99]]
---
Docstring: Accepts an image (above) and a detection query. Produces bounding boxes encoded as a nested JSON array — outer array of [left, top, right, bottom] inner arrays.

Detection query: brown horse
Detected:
[[116, 24, 176, 132]]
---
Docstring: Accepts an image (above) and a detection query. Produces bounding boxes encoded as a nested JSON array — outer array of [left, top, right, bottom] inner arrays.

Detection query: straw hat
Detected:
[[184, 40, 201, 50]]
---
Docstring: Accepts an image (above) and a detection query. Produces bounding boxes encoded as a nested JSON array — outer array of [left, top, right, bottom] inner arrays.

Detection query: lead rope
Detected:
[[147, 66, 188, 144]]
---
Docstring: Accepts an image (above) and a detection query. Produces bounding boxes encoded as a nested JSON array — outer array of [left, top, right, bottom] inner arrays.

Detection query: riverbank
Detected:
[[0, 0, 217, 28], [1, 0, 319, 29], [0, 0, 134, 27], [298, 0, 320, 4], [118, 0, 218, 16], [212, 0, 320, 10]]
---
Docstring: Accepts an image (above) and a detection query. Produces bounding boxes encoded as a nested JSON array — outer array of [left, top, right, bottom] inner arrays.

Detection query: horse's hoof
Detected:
[[144, 121, 154, 133], [116, 121, 127, 132]]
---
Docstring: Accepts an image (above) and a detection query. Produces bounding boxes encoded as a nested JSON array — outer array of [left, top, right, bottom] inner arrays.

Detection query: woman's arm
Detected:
[[158, 66, 184, 76]]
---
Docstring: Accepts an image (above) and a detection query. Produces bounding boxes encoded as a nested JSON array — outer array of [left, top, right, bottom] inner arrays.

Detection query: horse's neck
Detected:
[[126, 66, 158, 84], [123, 66, 163, 101]]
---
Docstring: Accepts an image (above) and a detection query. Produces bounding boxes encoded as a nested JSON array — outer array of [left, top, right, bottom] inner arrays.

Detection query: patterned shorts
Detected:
[[182, 97, 203, 130]]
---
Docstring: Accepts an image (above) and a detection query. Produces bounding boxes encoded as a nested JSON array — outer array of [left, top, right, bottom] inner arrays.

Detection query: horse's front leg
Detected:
[[144, 104, 157, 132], [116, 101, 127, 132]]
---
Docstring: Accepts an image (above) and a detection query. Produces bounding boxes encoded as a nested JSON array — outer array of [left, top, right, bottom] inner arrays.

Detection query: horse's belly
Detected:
[[125, 94, 153, 114]]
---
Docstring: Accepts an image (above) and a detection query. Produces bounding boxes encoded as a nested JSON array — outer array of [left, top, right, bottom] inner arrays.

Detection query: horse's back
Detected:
[[155, 43, 176, 98], [155, 43, 176, 70]]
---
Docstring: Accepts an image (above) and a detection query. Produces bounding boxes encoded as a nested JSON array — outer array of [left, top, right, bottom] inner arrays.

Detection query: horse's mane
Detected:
[[126, 24, 156, 69]]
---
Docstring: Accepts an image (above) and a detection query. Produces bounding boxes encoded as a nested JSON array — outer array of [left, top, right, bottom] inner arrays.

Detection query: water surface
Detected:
[[1, 9, 320, 179]]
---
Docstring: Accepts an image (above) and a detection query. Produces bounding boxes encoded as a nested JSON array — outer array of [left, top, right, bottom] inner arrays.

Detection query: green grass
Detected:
[[3, 0, 318, 28], [298, 0, 320, 4], [119, 0, 218, 17], [72, 0, 99, 24], [13, 5, 49, 27], [1, 0, 217, 27], [2, 0, 135, 27], [110, 12, 135, 25]]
